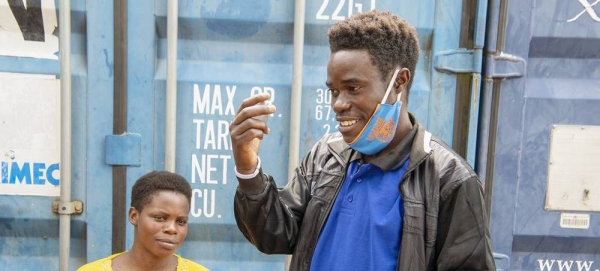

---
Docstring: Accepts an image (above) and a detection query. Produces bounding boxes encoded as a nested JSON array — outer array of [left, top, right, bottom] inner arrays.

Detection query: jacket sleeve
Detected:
[[436, 177, 496, 271], [233, 150, 315, 255]]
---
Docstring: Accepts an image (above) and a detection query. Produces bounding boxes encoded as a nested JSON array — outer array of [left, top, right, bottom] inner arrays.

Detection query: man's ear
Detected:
[[129, 207, 139, 226], [395, 68, 411, 93]]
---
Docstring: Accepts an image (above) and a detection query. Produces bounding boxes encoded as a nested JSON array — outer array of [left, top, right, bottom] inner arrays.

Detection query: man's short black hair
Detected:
[[131, 171, 192, 212], [327, 10, 420, 97]]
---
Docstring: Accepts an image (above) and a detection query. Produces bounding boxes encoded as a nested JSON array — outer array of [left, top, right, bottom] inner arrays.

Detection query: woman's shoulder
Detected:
[[176, 254, 209, 271], [77, 253, 123, 271]]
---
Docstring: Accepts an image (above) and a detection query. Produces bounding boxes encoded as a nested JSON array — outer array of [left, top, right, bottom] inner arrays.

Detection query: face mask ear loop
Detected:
[[380, 69, 401, 104], [397, 88, 403, 102]]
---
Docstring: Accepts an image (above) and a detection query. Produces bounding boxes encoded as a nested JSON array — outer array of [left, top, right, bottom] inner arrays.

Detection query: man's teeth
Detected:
[[340, 120, 358, 127]]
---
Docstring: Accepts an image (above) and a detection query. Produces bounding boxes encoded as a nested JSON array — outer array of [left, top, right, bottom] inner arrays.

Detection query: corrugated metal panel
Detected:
[[482, 0, 600, 270], [146, 1, 471, 270], [1, 0, 484, 270], [0, 0, 115, 270]]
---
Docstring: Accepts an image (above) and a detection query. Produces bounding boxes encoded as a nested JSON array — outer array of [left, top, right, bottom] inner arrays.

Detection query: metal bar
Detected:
[[112, 0, 128, 253], [476, 78, 493, 182], [286, 0, 306, 269], [465, 73, 481, 166], [481, 0, 509, 220], [452, 0, 476, 159], [58, 0, 72, 269], [288, 0, 305, 179], [165, 0, 178, 172], [466, 0, 489, 166], [484, 82, 501, 222], [496, 0, 508, 54]]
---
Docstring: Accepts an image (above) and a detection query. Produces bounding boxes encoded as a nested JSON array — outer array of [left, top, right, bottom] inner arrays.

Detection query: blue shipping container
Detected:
[[2, 0, 597, 270], [479, 0, 600, 271]]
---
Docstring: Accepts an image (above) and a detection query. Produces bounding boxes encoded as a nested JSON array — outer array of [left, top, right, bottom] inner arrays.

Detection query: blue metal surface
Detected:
[[105, 134, 142, 166], [0, 0, 115, 270], [462, 0, 488, 168], [125, 1, 292, 270], [82, 0, 115, 264], [0, 0, 489, 270], [121, 1, 474, 270], [466, 73, 482, 167], [484, 0, 600, 270]]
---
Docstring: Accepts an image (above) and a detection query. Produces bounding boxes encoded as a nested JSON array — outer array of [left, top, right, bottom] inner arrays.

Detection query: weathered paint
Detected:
[[483, 0, 600, 270], [0, 0, 503, 270]]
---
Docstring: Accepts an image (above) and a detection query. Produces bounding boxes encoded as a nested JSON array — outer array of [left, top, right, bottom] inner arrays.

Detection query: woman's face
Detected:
[[129, 190, 190, 259]]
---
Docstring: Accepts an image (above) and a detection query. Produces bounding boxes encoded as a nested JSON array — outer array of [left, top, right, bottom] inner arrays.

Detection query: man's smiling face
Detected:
[[327, 49, 389, 144]]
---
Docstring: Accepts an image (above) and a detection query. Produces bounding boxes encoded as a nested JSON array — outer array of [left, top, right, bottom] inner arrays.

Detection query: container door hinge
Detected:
[[52, 200, 83, 215], [434, 48, 483, 74], [104, 133, 142, 167], [493, 253, 511, 271], [485, 53, 526, 79]]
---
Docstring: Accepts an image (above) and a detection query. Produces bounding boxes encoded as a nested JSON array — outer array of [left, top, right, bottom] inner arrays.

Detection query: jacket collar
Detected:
[[405, 117, 433, 175]]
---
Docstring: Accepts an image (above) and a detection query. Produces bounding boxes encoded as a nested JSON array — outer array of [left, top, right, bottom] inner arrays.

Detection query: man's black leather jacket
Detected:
[[234, 118, 496, 271]]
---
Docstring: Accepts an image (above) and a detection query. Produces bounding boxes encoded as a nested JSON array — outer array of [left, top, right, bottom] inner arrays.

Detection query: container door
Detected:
[[123, 1, 293, 269], [0, 0, 488, 270], [481, 0, 600, 270], [119, 0, 487, 270], [0, 1, 115, 270]]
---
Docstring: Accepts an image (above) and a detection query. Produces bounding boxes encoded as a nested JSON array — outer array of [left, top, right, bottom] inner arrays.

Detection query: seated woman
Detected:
[[78, 171, 209, 271]]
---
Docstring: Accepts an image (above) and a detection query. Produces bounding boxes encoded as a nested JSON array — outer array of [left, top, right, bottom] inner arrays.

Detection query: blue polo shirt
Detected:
[[310, 157, 409, 270]]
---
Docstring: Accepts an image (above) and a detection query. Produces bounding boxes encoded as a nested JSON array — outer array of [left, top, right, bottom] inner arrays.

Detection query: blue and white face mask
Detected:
[[348, 69, 402, 155]]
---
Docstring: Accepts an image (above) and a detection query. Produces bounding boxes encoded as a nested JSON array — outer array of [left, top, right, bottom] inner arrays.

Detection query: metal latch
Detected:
[[493, 253, 510, 271], [52, 200, 83, 215], [485, 53, 526, 79], [105, 133, 142, 167], [434, 49, 526, 79], [434, 48, 483, 74]]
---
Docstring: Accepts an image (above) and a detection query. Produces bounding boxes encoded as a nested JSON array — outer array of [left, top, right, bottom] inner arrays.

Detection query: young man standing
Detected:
[[229, 10, 496, 271]]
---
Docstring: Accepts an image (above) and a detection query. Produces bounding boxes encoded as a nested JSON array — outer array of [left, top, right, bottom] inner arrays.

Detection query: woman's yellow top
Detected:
[[77, 252, 209, 271]]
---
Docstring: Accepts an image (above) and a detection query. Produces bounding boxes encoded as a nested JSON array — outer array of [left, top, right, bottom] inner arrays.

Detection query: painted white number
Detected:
[[332, 0, 346, 21], [315, 88, 336, 134], [315, 105, 323, 120], [323, 123, 340, 136], [315, 88, 331, 104], [316, 0, 376, 21], [351, 1, 363, 18], [315, 105, 333, 121], [250, 86, 275, 104], [316, 0, 331, 20], [323, 124, 331, 134]]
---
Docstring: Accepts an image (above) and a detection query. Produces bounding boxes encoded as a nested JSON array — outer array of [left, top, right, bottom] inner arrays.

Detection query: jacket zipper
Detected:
[[395, 153, 431, 271], [305, 149, 350, 268]]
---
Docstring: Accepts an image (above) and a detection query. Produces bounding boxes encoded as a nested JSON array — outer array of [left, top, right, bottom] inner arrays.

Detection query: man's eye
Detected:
[[348, 86, 361, 92], [154, 216, 166, 221], [328, 88, 339, 96], [177, 220, 188, 226]]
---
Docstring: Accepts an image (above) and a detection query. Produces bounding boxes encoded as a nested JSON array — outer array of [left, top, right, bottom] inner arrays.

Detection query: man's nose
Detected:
[[332, 95, 350, 113]]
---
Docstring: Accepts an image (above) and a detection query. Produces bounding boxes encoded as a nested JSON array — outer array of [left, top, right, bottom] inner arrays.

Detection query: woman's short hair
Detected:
[[130, 171, 192, 211]]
